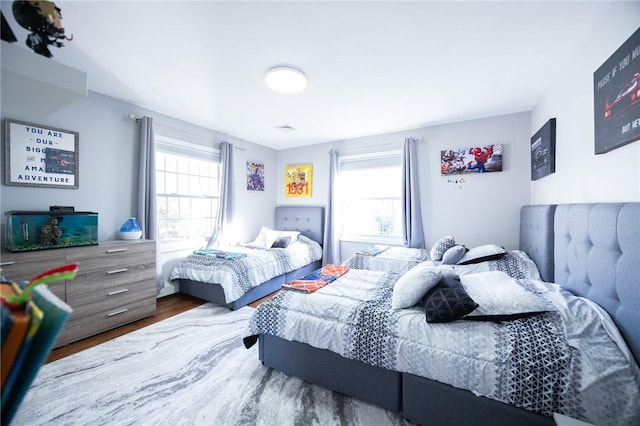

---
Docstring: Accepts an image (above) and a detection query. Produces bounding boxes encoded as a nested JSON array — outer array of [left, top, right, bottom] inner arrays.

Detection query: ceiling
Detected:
[[1, 1, 611, 150]]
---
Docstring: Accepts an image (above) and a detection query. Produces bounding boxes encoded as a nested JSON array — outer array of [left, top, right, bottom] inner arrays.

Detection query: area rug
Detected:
[[12, 304, 414, 425]]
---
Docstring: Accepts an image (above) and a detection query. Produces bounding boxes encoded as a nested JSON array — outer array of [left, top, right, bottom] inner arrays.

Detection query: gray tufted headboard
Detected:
[[553, 203, 639, 364], [520, 202, 640, 364], [275, 206, 325, 245], [520, 204, 557, 282]]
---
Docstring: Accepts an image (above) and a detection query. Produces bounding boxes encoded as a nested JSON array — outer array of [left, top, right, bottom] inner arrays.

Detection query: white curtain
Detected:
[[207, 141, 233, 248], [402, 137, 425, 248], [322, 149, 340, 264], [137, 116, 162, 292]]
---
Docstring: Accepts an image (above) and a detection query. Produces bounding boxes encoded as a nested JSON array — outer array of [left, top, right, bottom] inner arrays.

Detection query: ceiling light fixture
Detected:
[[265, 66, 307, 94], [276, 124, 296, 132]]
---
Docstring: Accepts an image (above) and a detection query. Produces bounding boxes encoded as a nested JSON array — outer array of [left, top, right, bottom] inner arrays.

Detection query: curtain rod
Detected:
[[336, 136, 422, 153], [129, 114, 246, 151]]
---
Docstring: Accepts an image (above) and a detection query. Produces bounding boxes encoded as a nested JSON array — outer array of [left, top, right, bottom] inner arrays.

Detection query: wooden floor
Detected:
[[46, 291, 277, 364]]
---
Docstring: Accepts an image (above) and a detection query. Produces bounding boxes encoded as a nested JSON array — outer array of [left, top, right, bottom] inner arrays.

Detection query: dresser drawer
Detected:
[[66, 241, 154, 275], [66, 262, 155, 296], [65, 297, 156, 342], [67, 282, 156, 318], [1, 250, 66, 278]]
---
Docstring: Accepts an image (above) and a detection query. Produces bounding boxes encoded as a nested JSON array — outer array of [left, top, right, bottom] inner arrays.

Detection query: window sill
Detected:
[[340, 235, 403, 245]]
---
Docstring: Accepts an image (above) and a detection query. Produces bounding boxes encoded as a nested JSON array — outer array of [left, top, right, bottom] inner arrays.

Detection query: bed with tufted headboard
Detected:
[[248, 202, 639, 426], [172, 206, 324, 310]]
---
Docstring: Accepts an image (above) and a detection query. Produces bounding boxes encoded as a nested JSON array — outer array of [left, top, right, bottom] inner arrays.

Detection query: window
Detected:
[[338, 151, 403, 241], [155, 136, 219, 244]]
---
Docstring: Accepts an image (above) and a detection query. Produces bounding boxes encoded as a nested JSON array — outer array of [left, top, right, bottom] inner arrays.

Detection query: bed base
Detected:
[[259, 334, 553, 425], [179, 260, 321, 310]]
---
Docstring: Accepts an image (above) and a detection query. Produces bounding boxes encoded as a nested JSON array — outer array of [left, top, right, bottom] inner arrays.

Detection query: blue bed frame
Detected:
[[257, 203, 640, 425], [179, 206, 324, 310]]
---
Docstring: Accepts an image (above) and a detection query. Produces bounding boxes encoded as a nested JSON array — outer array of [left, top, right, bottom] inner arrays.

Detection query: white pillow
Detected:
[[391, 263, 442, 309], [459, 271, 548, 319], [248, 227, 281, 249]]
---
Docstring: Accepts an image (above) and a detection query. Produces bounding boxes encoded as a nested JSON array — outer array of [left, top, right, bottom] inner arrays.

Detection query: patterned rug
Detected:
[[13, 304, 413, 425]]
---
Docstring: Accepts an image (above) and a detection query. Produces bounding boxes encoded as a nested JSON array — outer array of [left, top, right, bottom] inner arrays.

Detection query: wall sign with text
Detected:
[[4, 118, 79, 188], [593, 28, 640, 154]]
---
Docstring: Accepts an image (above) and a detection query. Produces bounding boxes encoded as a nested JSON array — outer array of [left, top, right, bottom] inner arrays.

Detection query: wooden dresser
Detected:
[[0, 240, 157, 347]]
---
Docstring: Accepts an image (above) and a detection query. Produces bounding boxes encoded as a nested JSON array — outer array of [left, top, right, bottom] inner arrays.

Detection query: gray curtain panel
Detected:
[[208, 141, 233, 248], [137, 116, 162, 292], [322, 149, 340, 264], [402, 137, 425, 248]]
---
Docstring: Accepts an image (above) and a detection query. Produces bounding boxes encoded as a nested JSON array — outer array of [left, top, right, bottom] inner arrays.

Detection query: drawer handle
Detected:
[[107, 308, 129, 317], [107, 288, 129, 296], [107, 268, 129, 275], [0, 261, 16, 266], [106, 248, 128, 253]]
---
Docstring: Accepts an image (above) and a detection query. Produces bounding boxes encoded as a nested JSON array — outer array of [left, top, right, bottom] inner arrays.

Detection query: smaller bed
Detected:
[[170, 206, 324, 310]]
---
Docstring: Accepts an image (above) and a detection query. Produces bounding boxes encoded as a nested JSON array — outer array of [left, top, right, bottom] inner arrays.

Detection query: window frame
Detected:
[[337, 150, 404, 245], [154, 135, 220, 251]]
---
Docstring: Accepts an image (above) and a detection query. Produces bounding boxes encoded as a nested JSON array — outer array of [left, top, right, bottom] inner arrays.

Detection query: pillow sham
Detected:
[[391, 263, 442, 310], [430, 235, 456, 261], [441, 245, 467, 265], [423, 277, 478, 323], [456, 244, 507, 265], [459, 271, 548, 320], [248, 226, 281, 249]]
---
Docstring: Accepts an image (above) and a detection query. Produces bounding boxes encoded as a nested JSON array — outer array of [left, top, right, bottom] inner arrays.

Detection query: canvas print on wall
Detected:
[[531, 118, 556, 181], [440, 144, 503, 176], [593, 27, 640, 154], [246, 161, 264, 191], [285, 164, 312, 197]]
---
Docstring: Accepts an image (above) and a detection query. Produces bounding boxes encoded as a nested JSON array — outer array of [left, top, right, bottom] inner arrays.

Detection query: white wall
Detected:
[[531, 3, 640, 203], [278, 112, 532, 260], [1, 89, 277, 295]]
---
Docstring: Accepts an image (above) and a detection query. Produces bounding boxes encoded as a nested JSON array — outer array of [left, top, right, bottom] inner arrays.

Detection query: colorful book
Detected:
[[0, 283, 30, 390], [1, 303, 12, 347], [1, 284, 72, 425], [194, 248, 247, 259], [1, 296, 43, 407]]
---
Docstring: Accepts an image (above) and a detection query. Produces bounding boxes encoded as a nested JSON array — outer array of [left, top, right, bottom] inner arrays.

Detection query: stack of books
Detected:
[[1, 268, 74, 425]]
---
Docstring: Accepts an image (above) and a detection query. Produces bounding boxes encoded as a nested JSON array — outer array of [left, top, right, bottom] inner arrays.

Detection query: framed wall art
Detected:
[[440, 144, 503, 176], [593, 27, 640, 154], [4, 118, 79, 188], [246, 160, 265, 191], [531, 118, 556, 181], [285, 163, 312, 197]]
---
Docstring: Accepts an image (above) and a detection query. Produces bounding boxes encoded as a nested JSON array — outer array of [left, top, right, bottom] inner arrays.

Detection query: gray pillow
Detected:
[[430, 235, 456, 261], [441, 245, 466, 265]]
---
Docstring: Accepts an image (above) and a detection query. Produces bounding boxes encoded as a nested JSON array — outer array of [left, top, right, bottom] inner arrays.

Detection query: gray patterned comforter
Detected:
[[244, 268, 640, 425], [169, 236, 322, 303]]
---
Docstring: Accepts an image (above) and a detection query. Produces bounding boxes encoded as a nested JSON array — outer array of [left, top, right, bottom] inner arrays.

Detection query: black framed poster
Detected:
[[593, 28, 640, 154], [531, 118, 556, 181], [4, 118, 79, 188]]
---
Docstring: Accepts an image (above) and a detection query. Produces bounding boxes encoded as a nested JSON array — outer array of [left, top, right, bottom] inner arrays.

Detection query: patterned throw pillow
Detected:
[[423, 277, 478, 323], [430, 235, 456, 261]]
